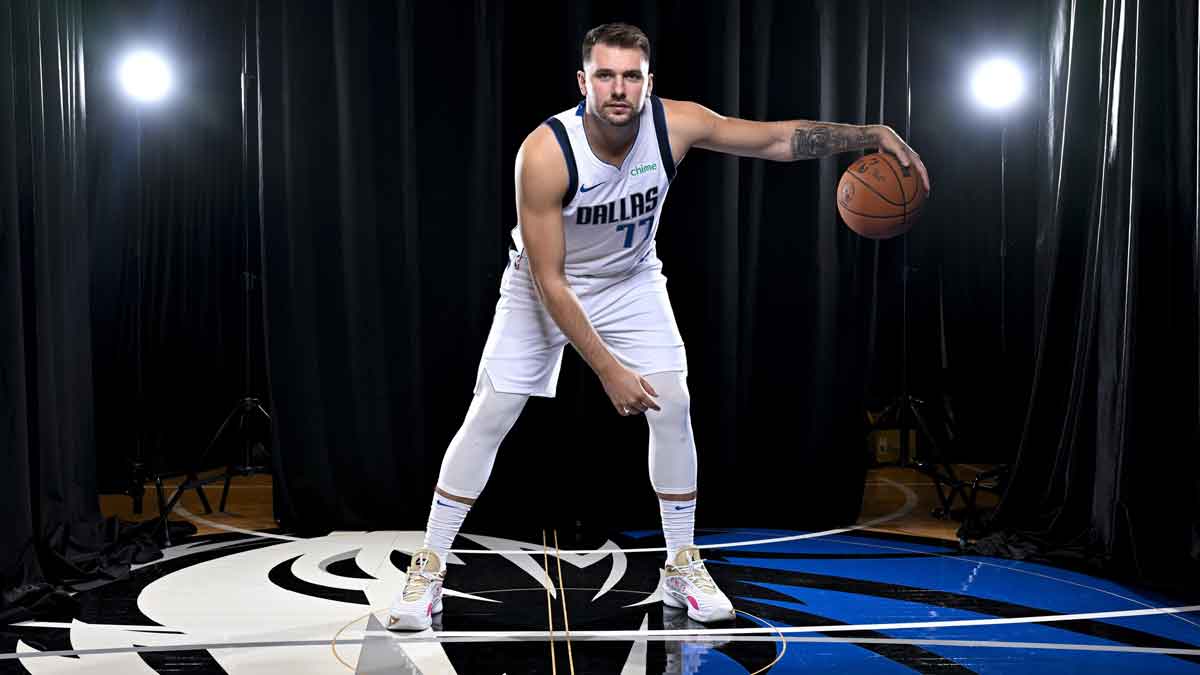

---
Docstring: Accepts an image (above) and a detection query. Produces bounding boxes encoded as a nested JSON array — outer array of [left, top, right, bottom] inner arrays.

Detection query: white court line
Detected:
[[371, 634, 1200, 657], [369, 530, 404, 580], [775, 637, 1200, 656], [6, 638, 1199, 660], [172, 478, 919, 554], [11, 622, 183, 633], [155, 484, 271, 489], [355, 603, 1200, 641], [173, 505, 304, 541], [22, 604, 1200, 645], [358, 635, 1200, 656], [9, 612, 1200, 661]]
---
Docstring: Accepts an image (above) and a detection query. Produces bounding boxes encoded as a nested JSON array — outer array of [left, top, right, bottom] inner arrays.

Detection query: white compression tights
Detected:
[[435, 372, 529, 499], [434, 370, 697, 500], [643, 371, 698, 495]]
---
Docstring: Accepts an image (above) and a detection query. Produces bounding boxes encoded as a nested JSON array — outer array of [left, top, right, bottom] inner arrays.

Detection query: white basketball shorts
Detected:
[[474, 250, 688, 398]]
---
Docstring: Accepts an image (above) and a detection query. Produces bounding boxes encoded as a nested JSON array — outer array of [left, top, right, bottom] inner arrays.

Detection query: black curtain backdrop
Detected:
[[257, 0, 921, 534], [965, 0, 1200, 592], [5, 0, 1197, 613], [2, 0, 198, 621], [1, 0, 95, 611]]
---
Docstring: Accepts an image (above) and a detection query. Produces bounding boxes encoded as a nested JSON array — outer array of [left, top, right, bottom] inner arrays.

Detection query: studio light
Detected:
[[119, 50, 172, 103], [970, 57, 1024, 110]]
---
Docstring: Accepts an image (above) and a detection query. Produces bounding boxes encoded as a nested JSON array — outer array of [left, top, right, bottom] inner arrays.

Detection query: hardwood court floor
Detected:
[[99, 465, 999, 540]]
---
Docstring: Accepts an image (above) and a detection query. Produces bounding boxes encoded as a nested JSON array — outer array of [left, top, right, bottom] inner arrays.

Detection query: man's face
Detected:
[[578, 44, 652, 128]]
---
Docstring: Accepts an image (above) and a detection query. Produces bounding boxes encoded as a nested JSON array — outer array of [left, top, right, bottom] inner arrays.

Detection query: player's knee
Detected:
[[644, 371, 690, 425], [644, 371, 697, 492], [465, 373, 527, 438]]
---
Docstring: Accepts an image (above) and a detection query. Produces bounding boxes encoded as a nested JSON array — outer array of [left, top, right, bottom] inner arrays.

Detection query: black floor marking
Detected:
[[267, 555, 369, 605]]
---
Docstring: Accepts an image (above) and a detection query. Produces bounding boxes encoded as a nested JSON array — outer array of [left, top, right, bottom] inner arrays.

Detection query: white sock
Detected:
[[659, 496, 697, 563], [422, 492, 471, 569]]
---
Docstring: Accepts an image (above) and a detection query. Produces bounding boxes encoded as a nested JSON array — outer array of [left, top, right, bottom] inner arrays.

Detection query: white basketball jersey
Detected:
[[511, 96, 677, 278]]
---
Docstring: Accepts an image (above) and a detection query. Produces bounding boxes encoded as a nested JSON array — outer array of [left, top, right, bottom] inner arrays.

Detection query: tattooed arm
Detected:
[[662, 98, 931, 193], [790, 122, 878, 159]]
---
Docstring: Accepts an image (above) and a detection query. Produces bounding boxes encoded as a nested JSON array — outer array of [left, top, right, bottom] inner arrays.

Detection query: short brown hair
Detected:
[[581, 23, 650, 65]]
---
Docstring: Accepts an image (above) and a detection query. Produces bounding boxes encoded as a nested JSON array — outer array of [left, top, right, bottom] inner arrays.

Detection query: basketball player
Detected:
[[388, 23, 930, 631]]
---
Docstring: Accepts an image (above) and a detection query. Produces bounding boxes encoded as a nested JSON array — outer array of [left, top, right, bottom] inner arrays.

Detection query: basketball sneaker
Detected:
[[660, 547, 735, 623], [386, 549, 444, 631]]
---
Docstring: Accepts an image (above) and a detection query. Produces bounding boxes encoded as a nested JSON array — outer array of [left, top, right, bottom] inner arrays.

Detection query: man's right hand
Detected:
[[600, 364, 661, 416]]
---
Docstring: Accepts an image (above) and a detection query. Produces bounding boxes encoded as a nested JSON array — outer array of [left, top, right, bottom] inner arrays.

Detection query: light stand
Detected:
[[955, 56, 1027, 519], [119, 52, 196, 515], [128, 109, 146, 513], [963, 121, 1014, 516], [999, 124, 1007, 356], [153, 3, 271, 544], [872, 0, 969, 519]]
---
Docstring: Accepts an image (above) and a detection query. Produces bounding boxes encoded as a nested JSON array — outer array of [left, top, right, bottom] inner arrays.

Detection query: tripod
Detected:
[[154, 396, 271, 544], [153, 2, 271, 544]]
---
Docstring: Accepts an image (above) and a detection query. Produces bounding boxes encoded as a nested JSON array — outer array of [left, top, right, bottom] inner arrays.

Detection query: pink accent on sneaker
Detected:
[[688, 596, 699, 610], [426, 603, 432, 616]]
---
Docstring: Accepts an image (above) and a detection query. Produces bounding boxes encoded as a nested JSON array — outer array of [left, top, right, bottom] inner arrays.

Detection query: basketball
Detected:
[[837, 152, 927, 239]]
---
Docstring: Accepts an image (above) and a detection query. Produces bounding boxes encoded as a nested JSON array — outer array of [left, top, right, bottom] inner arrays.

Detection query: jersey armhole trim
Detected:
[[543, 118, 579, 207], [650, 96, 677, 183]]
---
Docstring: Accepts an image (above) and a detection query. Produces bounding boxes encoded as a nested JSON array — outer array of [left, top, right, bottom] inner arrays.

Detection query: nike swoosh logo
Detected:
[[579, 182, 606, 193], [436, 500, 461, 508], [673, 505, 694, 511]]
